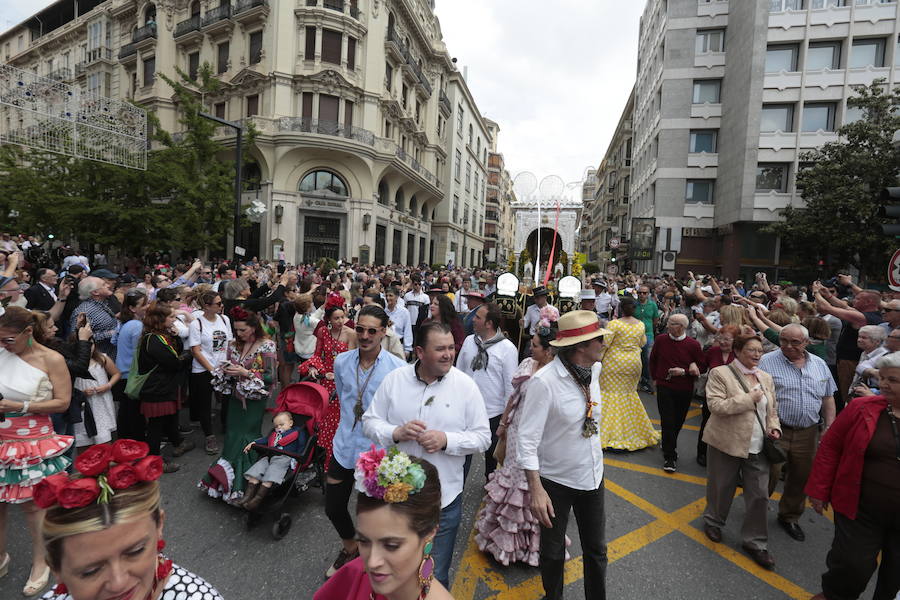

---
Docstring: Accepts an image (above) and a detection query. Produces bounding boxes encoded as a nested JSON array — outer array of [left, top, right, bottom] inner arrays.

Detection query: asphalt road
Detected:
[[0, 393, 883, 600]]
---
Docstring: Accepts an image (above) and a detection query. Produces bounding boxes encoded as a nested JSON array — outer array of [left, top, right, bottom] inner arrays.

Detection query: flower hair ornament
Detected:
[[354, 446, 426, 503], [324, 292, 345, 311], [229, 305, 251, 322], [537, 305, 561, 336], [33, 439, 163, 512]]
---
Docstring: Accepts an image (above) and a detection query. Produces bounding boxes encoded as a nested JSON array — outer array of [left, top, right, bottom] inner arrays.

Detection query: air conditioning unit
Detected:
[[661, 250, 677, 271]]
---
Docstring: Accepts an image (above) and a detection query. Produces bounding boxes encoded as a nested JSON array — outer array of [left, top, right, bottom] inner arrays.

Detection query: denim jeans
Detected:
[[540, 477, 607, 600], [432, 493, 463, 589]]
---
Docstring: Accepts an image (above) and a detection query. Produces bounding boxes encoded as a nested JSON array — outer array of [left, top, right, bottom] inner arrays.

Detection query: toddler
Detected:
[[240, 411, 306, 510]]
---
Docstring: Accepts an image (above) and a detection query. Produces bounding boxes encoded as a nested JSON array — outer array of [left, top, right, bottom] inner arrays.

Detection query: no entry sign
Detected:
[[889, 248, 900, 291]]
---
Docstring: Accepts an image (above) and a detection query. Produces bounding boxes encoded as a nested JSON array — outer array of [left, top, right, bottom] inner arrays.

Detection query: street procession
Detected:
[[1, 1, 900, 599]]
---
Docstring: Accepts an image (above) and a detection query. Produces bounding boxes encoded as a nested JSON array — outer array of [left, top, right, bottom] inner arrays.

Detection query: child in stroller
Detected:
[[239, 411, 308, 511]]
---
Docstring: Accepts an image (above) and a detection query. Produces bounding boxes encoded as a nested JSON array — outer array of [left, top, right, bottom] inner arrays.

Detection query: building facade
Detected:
[[484, 118, 516, 268], [630, 0, 899, 278], [2, 0, 498, 266], [431, 71, 491, 268]]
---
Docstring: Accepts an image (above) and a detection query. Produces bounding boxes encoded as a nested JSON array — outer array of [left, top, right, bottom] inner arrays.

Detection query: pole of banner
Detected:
[[535, 194, 541, 285]]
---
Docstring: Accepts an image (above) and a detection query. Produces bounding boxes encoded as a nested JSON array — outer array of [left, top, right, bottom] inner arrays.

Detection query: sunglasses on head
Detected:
[[355, 326, 381, 336]]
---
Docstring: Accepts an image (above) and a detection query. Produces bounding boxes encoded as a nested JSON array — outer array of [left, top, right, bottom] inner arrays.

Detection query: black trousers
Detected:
[[114, 379, 146, 441], [822, 502, 900, 600], [484, 414, 503, 478], [324, 460, 357, 541], [147, 413, 180, 457], [656, 386, 694, 462], [540, 477, 607, 600], [188, 371, 215, 436], [697, 397, 711, 459]]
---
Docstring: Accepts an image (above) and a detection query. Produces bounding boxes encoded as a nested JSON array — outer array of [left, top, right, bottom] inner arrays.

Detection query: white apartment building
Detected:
[[432, 70, 491, 268], [484, 118, 516, 268], [1, 0, 495, 265], [630, 0, 899, 278]]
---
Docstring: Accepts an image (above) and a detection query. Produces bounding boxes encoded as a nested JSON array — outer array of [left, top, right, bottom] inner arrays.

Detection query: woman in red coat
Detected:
[[805, 352, 900, 600]]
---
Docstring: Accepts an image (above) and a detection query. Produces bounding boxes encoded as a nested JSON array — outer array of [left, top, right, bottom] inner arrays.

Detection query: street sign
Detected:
[[234, 246, 246, 257], [889, 248, 900, 291], [609, 238, 620, 249]]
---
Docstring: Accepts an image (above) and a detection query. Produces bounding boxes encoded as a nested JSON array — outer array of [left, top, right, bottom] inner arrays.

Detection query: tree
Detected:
[[766, 81, 900, 277], [0, 62, 256, 255]]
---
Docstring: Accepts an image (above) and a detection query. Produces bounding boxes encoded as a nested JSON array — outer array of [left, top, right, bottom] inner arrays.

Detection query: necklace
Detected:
[[368, 585, 429, 600], [885, 404, 900, 462], [353, 354, 378, 429]]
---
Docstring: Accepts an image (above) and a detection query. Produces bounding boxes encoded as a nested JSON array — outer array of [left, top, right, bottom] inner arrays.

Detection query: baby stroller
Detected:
[[244, 381, 330, 539]]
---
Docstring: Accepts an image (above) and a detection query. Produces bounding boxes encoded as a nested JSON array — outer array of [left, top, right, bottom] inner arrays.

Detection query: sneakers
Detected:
[[205, 435, 220, 455], [163, 461, 181, 473], [663, 459, 677, 473], [325, 548, 360, 579], [172, 440, 195, 457]]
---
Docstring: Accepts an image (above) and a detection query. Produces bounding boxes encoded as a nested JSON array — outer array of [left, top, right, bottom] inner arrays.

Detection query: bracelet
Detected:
[[21, 400, 30, 413]]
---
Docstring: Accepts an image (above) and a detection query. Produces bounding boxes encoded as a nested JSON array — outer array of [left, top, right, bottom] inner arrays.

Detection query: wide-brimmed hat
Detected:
[[464, 291, 486, 302], [579, 289, 596, 301], [591, 279, 607, 289], [426, 285, 444, 294], [550, 310, 611, 347], [532, 286, 549, 298]]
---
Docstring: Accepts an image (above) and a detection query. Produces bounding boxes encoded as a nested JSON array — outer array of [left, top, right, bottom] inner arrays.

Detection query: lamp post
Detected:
[[198, 112, 243, 262]]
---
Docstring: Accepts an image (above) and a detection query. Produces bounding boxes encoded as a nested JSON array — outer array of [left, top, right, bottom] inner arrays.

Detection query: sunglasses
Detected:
[[355, 326, 381, 336]]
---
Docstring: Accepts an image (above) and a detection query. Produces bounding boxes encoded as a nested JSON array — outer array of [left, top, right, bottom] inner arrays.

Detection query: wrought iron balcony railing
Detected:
[[277, 117, 375, 146], [132, 23, 157, 43], [174, 15, 201, 38], [202, 4, 232, 27]]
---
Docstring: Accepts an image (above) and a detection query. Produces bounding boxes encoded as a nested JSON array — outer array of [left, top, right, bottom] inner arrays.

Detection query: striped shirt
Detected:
[[759, 349, 836, 428]]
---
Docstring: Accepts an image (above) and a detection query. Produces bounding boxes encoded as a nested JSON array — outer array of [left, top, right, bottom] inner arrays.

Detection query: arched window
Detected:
[[421, 201, 428, 220], [243, 163, 261, 190], [394, 188, 405, 212], [468, 124, 473, 146], [299, 169, 349, 197], [145, 4, 156, 25], [409, 195, 418, 217], [190, 0, 200, 17], [378, 179, 389, 205]]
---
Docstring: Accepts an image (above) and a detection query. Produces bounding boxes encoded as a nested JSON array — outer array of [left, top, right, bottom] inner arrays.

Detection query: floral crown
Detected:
[[354, 446, 426, 504], [33, 440, 163, 510], [538, 305, 561, 330], [324, 292, 345, 310]]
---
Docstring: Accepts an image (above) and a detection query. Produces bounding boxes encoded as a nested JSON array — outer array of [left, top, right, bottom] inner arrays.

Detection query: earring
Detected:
[[27, 336, 33, 347], [157, 539, 166, 552], [417, 540, 434, 589]]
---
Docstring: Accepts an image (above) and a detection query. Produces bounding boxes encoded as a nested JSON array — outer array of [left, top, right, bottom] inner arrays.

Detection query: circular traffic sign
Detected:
[[609, 238, 620, 249], [889, 248, 900, 291]]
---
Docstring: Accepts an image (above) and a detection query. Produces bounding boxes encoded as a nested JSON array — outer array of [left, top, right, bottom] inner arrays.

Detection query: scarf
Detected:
[[471, 331, 506, 371], [559, 352, 598, 437], [559, 351, 593, 386]]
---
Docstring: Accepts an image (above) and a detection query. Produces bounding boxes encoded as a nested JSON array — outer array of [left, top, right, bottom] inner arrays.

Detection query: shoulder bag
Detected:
[[726, 363, 786, 464], [124, 335, 157, 400]]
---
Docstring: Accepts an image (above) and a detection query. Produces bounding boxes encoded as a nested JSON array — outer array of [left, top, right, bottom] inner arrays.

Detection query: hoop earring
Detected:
[[417, 540, 434, 590]]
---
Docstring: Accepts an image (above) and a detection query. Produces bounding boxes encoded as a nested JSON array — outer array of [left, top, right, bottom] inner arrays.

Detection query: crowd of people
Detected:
[[0, 232, 898, 600]]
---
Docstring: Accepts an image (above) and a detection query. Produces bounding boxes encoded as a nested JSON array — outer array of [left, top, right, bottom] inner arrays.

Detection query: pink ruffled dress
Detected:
[[475, 358, 569, 567], [0, 349, 73, 504]]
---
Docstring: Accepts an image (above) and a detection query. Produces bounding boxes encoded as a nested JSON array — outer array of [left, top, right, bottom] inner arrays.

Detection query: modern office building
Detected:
[[629, 0, 899, 277], [1, 0, 498, 265], [431, 70, 491, 268]]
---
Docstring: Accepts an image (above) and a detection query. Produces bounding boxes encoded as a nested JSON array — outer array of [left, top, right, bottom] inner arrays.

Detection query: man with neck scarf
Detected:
[[649, 312, 707, 473], [516, 310, 611, 600], [457, 302, 519, 477]]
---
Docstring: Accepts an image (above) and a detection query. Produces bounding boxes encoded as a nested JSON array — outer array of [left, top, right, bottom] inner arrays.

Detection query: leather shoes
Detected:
[[703, 524, 722, 543], [778, 518, 806, 541], [743, 545, 775, 570]]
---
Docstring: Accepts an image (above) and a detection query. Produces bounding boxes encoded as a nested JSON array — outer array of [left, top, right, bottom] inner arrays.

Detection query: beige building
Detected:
[[484, 118, 516, 268], [430, 71, 491, 268], [1, 0, 497, 265]]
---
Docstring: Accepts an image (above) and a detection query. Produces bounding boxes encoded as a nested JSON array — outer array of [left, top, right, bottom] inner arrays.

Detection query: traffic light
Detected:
[[881, 187, 900, 237]]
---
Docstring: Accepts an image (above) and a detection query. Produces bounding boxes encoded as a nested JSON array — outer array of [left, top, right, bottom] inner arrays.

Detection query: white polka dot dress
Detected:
[[599, 319, 662, 451], [42, 562, 224, 600]]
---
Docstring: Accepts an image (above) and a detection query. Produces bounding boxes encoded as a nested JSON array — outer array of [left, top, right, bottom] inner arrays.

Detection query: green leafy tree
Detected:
[[766, 81, 900, 277], [0, 62, 256, 255]]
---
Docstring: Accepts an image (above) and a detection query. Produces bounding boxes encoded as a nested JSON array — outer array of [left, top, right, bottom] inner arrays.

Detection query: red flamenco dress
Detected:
[[298, 327, 348, 469], [0, 349, 73, 504]]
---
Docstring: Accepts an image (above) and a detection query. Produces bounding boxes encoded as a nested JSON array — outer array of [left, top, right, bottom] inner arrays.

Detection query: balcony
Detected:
[[385, 26, 407, 63], [202, 4, 233, 35], [233, 0, 269, 25], [118, 43, 138, 61], [47, 67, 72, 82], [277, 117, 375, 146], [174, 15, 201, 40], [323, 0, 344, 11], [132, 23, 157, 44], [439, 89, 452, 114]]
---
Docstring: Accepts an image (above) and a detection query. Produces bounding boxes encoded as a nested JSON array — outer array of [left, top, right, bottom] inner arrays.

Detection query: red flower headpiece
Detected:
[[324, 292, 345, 310], [229, 306, 250, 322], [33, 440, 162, 510]]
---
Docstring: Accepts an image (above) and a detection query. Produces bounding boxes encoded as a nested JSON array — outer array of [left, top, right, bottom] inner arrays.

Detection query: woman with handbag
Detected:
[[701, 334, 782, 570]]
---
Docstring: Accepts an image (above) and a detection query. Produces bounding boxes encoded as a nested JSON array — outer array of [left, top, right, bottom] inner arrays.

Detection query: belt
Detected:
[[780, 423, 818, 431]]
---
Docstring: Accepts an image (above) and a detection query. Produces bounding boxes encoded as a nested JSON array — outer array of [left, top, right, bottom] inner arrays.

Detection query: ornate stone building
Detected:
[[2, 0, 494, 264]]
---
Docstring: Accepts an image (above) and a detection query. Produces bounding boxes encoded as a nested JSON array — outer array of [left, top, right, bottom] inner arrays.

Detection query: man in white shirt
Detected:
[[522, 286, 550, 337], [363, 321, 490, 589], [457, 302, 519, 477], [453, 277, 473, 315], [517, 310, 611, 600], [593, 278, 619, 322], [403, 275, 430, 341]]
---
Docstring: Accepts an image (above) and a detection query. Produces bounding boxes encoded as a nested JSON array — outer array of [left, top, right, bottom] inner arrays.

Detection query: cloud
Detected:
[[435, 0, 644, 191]]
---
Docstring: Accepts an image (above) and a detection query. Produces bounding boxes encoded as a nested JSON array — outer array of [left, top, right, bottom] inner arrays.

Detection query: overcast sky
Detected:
[[1, 0, 644, 192]]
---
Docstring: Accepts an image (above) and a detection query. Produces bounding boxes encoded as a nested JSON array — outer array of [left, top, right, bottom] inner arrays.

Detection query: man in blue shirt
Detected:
[[323, 304, 406, 579]]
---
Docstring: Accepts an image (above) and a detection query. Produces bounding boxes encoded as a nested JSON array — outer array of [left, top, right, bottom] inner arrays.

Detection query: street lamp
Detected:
[[198, 112, 243, 262]]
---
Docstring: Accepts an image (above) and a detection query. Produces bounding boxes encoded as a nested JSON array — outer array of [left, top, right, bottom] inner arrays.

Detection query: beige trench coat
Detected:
[[703, 364, 781, 459]]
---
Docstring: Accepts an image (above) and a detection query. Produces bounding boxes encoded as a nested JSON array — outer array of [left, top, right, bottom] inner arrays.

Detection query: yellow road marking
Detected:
[[649, 418, 700, 431], [604, 457, 708, 486]]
